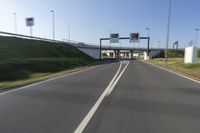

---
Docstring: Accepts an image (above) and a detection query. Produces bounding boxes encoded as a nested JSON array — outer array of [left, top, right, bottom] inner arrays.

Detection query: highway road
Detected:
[[0, 60, 200, 133]]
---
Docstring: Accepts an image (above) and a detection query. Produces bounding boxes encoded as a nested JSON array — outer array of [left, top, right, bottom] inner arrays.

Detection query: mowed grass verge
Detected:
[[0, 66, 89, 91], [0, 36, 97, 90], [147, 58, 200, 81]]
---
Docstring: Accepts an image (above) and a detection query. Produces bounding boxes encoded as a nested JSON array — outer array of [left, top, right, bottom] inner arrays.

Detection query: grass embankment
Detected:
[[0, 36, 97, 90], [148, 58, 200, 81]]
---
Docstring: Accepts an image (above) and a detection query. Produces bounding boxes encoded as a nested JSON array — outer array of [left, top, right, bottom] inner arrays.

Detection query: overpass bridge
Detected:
[[0, 31, 184, 60], [76, 44, 176, 51], [75, 44, 184, 59]]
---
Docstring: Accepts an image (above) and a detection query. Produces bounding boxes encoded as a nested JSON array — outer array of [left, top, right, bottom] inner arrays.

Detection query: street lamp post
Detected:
[[145, 28, 150, 57], [165, 0, 172, 66], [51, 10, 55, 42], [195, 28, 200, 47], [13, 12, 17, 34], [109, 30, 111, 48], [158, 41, 161, 58]]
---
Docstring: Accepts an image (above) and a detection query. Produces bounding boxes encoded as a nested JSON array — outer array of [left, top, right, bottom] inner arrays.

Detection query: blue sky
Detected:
[[0, 0, 200, 48]]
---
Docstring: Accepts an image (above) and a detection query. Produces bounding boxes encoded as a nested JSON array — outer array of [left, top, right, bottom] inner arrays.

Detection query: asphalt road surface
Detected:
[[0, 60, 200, 133]]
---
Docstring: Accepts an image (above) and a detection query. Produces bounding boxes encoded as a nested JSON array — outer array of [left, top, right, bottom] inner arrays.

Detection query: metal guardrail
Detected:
[[0, 31, 98, 47], [0, 31, 56, 42], [0, 31, 187, 51]]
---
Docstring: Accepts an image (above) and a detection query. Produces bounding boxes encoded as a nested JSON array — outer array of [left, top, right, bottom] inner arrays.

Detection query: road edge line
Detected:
[[74, 61, 129, 133], [0, 65, 102, 95], [140, 60, 200, 84]]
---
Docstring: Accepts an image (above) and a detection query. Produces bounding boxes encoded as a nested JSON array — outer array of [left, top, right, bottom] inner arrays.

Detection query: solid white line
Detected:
[[141, 61, 200, 84], [105, 62, 122, 92], [0, 65, 101, 96], [106, 61, 130, 96], [74, 61, 129, 133]]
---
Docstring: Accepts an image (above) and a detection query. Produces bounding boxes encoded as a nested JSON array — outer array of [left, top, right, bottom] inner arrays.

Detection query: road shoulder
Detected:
[[141, 60, 200, 84]]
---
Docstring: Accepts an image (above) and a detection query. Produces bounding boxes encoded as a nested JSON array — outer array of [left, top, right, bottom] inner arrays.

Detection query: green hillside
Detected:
[[0, 36, 95, 82]]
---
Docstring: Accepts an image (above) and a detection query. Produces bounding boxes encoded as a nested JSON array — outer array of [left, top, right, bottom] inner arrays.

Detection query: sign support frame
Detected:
[[99, 36, 150, 60]]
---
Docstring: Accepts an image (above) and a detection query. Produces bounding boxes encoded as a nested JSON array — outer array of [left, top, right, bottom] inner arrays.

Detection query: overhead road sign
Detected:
[[110, 33, 119, 43], [130, 33, 140, 43]]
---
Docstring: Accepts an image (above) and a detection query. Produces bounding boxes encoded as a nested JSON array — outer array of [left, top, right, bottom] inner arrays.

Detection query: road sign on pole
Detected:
[[26, 18, 34, 26], [130, 33, 140, 43], [110, 33, 119, 43], [26, 17, 34, 37]]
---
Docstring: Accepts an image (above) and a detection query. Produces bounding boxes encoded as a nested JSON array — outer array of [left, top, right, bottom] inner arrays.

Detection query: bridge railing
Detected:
[[0, 31, 185, 50]]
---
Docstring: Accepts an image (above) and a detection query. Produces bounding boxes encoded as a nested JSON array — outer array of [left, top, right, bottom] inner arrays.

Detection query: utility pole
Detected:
[[145, 27, 150, 50], [109, 30, 111, 48], [195, 28, 200, 47], [165, 0, 171, 66], [158, 41, 161, 58]]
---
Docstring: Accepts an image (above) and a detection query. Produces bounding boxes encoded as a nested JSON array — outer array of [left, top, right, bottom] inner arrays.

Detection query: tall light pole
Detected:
[[68, 26, 71, 42], [51, 10, 55, 41], [109, 30, 111, 48], [13, 12, 17, 34], [158, 41, 161, 49], [165, 0, 171, 66], [145, 28, 150, 57], [158, 41, 161, 58], [195, 28, 200, 47]]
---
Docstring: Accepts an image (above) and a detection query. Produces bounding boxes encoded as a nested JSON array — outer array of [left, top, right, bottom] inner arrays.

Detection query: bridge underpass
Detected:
[[100, 36, 150, 60], [77, 45, 184, 60], [102, 50, 141, 59]]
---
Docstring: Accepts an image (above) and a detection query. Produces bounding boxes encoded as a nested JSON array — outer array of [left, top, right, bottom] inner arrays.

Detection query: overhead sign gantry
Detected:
[[99, 33, 150, 59]]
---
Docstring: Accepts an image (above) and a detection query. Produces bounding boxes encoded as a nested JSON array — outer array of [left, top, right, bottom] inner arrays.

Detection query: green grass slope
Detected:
[[0, 36, 95, 82]]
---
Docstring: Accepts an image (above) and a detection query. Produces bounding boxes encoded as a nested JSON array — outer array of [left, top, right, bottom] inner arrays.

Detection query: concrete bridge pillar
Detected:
[[126, 52, 129, 58], [110, 52, 114, 58], [115, 50, 120, 59], [144, 51, 149, 60], [114, 50, 119, 59], [129, 52, 131, 59], [130, 50, 134, 59], [114, 50, 117, 59]]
